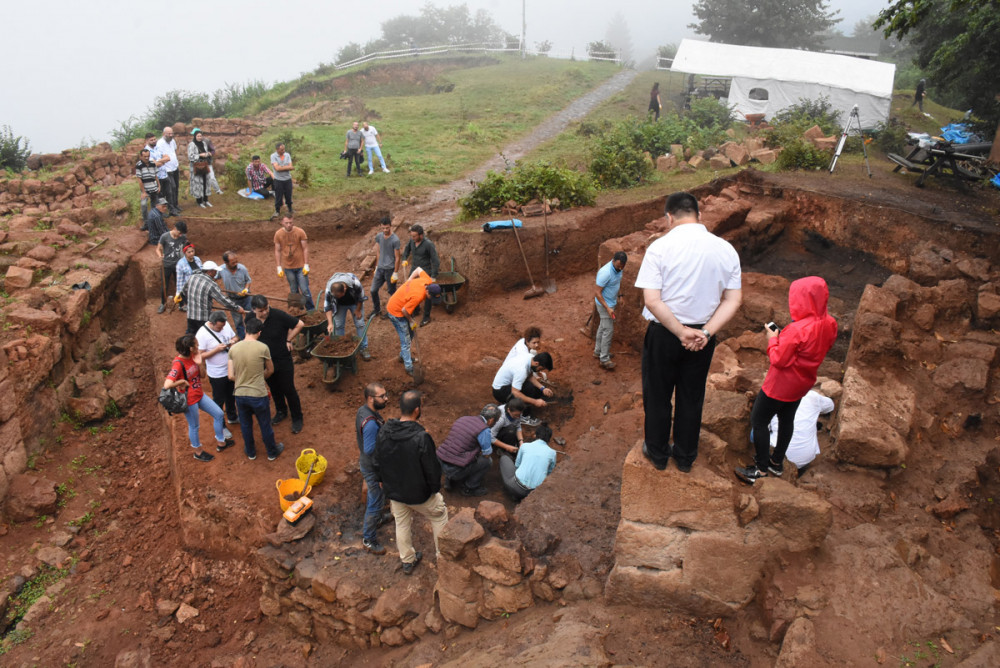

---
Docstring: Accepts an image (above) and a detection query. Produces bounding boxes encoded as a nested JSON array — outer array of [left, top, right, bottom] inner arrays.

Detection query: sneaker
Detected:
[[383, 168, 390, 173], [193, 451, 214, 462], [362, 538, 386, 555], [592, 352, 614, 359], [272, 411, 288, 425], [521, 416, 541, 427], [223, 427, 233, 440], [641, 442, 667, 471], [226, 416, 239, 425], [270, 213, 279, 221], [291, 418, 303, 434], [420, 318, 430, 327], [247, 453, 257, 461], [368, 170, 374, 175], [462, 486, 488, 497], [216, 190, 224, 195], [600, 360, 616, 370], [178, 305, 187, 312], [401, 551, 422, 576], [361, 349, 371, 361], [199, 203, 208, 208], [216, 438, 235, 453], [157, 304, 166, 314], [205, 201, 213, 208], [767, 459, 784, 477], [735, 466, 767, 485], [404, 367, 414, 376], [267, 442, 285, 461], [398, 355, 405, 364]]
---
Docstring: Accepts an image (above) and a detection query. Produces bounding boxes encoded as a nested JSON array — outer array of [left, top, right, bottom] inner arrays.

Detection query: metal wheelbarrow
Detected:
[[293, 310, 328, 358], [435, 257, 467, 314], [310, 314, 376, 386]]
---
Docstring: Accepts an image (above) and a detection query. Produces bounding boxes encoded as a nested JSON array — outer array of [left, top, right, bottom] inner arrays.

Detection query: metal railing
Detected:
[[334, 42, 622, 70]]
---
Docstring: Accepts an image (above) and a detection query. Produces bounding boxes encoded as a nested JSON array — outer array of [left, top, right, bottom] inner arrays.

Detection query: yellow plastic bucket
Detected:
[[276, 478, 313, 512], [295, 448, 327, 486]]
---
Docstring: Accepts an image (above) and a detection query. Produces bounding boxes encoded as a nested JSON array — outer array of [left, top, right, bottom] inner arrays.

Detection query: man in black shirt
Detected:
[[401, 224, 439, 327], [156, 220, 187, 314], [251, 295, 305, 434]]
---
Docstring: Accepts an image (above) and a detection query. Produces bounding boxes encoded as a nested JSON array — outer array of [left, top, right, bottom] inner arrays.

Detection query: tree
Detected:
[[587, 40, 616, 62], [605, 12, 634, 67], [875, 0, 999, 131], [535, 40, 552, 55], [0, 125, 31, 172], [379, 3, 508, 48], [336, 42, 364, 65], [690, 0, 840, 49]]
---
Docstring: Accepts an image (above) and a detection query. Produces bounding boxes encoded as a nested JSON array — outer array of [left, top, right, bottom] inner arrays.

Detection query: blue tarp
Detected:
[[991, 173, 1000, 190], [940, 123, 975, 144], [482, 219, 523, 232]]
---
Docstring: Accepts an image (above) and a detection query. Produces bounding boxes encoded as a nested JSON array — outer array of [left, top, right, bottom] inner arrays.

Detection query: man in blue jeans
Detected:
[[370, 216, 401, 318], [219, 250, 253, 339], [227, 318, 285, 461], [322, 271, 371, 361], [274, 216, 314, 311], [356, 382, 390, 554]]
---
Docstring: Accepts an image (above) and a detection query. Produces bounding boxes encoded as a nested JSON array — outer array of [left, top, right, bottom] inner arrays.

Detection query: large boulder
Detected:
[[5, 474, 59, 521], [834, 366, 914, 467]]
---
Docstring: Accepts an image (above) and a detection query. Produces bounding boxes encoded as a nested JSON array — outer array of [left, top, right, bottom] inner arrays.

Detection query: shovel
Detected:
[[224, 290, 306, 309], [410, 325, 425, 386], [541, 199, 557, 294], [511, 222, 546, 300]]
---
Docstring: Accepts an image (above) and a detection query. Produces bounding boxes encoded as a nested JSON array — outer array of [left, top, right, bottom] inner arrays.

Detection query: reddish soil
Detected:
[[3, 155, 1000, 666]]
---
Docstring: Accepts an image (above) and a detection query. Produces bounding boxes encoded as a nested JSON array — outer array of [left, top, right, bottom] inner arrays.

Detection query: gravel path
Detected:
[[412, 68, 639, 219]]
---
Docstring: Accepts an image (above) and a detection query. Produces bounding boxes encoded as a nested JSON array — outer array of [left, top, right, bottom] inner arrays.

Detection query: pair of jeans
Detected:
[[346, 148, 363, 175], [273, 179, 292, 214], [365, 145, 387, 171], [265, 362, 303, 421], [235, 394, 279, 459], [388, 314, 412, 371], [594, 301, 615, 362], [389, 493, 448, 563], [184, 394, 225, 448], [360, 464, 385, 543], [370, 267, 397, 315], [641, 321, 716, 469], [750, 390, 801, 471], [499, 455, 531, 501], [440, 455, 491, 491], [208, 375, 237, 422], [230, 295, 252, 339], [283, 268, 315, 310], [333, 303, 368, 349]]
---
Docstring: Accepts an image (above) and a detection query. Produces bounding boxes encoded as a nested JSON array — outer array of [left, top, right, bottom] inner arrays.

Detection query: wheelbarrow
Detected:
[[310, 314, 376, 385], [293, 310, 328, 357], [436, 257, 466, 314]]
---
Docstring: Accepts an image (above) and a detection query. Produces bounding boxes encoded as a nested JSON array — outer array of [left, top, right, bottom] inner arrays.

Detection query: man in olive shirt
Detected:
[[401, 224, 439, 327], [228, 318, 284, 461], [251, 295, 305, 434]]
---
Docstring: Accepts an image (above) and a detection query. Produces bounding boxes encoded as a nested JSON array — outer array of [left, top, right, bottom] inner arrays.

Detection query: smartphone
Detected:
[[765, 322, 779, 333]]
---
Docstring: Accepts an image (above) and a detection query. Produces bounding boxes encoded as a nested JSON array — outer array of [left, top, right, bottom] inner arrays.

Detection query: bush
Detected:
[[775, 139, 829, 171], [686, 97, 734, 132], [771, 96, 841, 136], [0, 125, 31, 172], [223, 159, 248, 191], [147, 90, 214, 130], [589, 126, 653, 189], [110, 115, 153, 150], [459, 161, 596, 219], [870, 118, 909, 155]]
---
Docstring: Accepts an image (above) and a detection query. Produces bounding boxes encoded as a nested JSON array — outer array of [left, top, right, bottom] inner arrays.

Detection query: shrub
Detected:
[[775, 139, 829, 171], [459, 162, 596, 219], [870, 118, 909, 155], [686, 97, 734, 132], [0, 125, 31, 172], [589, 131, 652, 189], [147, 90, 214, 130], [110, 115, 153, 150], [771, 96, 841, 136], [223, 159, 248, 191]]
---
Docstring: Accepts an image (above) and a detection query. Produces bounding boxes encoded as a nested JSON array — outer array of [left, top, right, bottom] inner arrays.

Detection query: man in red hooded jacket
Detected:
[[736, 276, 838, 484]]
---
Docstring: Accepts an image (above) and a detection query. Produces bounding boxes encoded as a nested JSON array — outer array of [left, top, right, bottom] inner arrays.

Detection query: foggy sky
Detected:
[[3, 0, 888, 153]]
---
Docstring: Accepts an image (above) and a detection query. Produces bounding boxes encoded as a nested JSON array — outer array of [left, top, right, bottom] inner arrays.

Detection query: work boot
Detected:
[[267, 442, 285, 462], [462, 486, 488, 497], [401, 551, 423, 575], [157, 304, 166, 314], [291, 418, 303, 434], [361, 348, 372, 361], [272, 411, 288, 424], [363, 538, 386, 555]]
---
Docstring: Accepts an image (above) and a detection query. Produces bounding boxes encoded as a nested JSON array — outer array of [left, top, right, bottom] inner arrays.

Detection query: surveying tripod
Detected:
[[828, 104, 872, 177]]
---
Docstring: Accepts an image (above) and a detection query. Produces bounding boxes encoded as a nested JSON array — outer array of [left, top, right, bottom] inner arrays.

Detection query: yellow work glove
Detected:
[[303, 264, 310, 276], [409, 320, 417, 331], [239, 288, 249, 297], [402, 260, 409, 268], [173, 294, 182, 304], [277, 267, 284, 278], [390, 272, 398, 283]]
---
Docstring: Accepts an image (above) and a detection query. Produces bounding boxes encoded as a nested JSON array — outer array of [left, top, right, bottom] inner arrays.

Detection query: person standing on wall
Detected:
[[635, 191, 742, 473], [270, 142, 293, 219], [156, 126, 182, 215]]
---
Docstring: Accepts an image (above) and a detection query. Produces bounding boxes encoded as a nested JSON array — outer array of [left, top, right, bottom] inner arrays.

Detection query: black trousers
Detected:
[[185, 318, 206, 335], [158, 176, 178, 213], [161, 263, 177, 304], [750, 390, 801, 470], [440, 455, 491, 491], [273, 179, 293, 214], [168, 170, 180, 208], [209, 375, 237, 421], [346, 148, 363, 175], [266, 361, 302, 420], [641, 321, 716, 468]]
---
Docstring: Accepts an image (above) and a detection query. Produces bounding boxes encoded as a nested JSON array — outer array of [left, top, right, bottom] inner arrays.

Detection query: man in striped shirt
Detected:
[[179, 261, 246, 335], [244, 155, 274, 198], [135, 146, 160, 224]]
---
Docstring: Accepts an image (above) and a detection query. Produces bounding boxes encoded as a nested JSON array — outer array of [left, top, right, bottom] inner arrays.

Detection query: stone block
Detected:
[[60, 289, 90, 334], [656, 154, 678, 173], [335, 579, 369, 609], [36, 546, 71, 568], [66, 396, 106, 423], [977, 285, 1000, 320], [701, 387, 751, 448], [803, 125, 825, 141], [847, 312, 902, 361], [688, 155, 707, 170], [751, 478, 833, 552], [613, 520, 686, 571], [933, 358, 989, 392], [5, 472, 57, 522], [373, 581, 422, 626], [751, 149, 777, 164], [607, 564, 731, 617], [857, 284, 899, 320], [437, 587, 480, 629], [310, 570, 339, 603], [482, 581, 533, 618], [621, 441, 738, 531], [473, 564, 521, 586], [5, 266, 34, 289], [813, 137, 837, 151], [683, 533, 765, 610], [5, 306, 62, 335], [709, 155, 732, 170], [724, 144, 750, 165], [670, 144, 684, 158], [474, 500, 508, 531], [56, 220, 87, 237], [834, 367, 914, 467], [0, 379, 16, 422], [477, 537, 522, 573], [438, 507, 485, 560]]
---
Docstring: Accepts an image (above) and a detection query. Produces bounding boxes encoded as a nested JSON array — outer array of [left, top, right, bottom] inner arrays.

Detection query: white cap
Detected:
[[201, 260, 220, 272]]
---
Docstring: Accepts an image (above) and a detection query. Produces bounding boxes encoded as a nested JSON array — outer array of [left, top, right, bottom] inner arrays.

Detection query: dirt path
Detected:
[[412, 69, 639, 219]]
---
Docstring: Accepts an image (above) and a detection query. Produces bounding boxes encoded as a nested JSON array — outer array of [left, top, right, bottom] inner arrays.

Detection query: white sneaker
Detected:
[[205, 201, 213, 207], [223, 427, 232, 439], [216, 190, 224, 195], [383, 167, 390, 173], [368, 170, 374, 175], [199, 203, 207, 208]]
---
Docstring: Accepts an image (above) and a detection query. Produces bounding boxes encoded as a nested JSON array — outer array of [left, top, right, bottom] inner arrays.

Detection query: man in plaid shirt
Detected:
[[245, 155, 274, 198], [179, 261, 246, 335]]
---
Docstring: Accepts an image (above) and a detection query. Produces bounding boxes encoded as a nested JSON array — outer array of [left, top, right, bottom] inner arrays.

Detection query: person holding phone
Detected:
[[736, 276, 838, 484], [196, 311, 239, 426]]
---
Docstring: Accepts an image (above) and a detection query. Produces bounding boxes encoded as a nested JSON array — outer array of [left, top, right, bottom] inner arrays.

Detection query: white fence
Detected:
[[334, 42, 622, 70]]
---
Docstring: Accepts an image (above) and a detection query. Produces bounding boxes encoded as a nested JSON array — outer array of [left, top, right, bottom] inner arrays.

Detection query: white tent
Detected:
[[671, 39, 896, 130]]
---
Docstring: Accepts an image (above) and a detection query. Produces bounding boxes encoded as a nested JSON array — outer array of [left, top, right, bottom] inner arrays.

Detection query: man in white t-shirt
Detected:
[[196, 311, 239, 426], [760, 389, 835, 472], [360, 121, 390, 174], [634, 192, 742, 473]]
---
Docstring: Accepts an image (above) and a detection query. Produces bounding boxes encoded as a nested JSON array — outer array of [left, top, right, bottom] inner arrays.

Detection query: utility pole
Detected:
[[521, 0, 526, 59]]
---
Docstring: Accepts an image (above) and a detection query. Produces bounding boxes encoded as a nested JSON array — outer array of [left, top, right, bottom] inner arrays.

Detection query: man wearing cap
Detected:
[[274, 216, 314, 311], [220, 251, 253, 340], [386, 267, 440, 376], [196, 311, 239, 426], [594, 251, 628, 371], [322, 271, 371, 361], [175, 244, 203, 310], [156, 220, 187, 314], [142, 197, 169, 247], [179, 260, 246, 335], [156, 126, 182, 214]]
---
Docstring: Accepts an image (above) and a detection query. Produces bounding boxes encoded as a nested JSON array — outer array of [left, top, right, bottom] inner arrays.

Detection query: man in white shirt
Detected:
[[760, 389, 835, 473], [196, 311, 238, 425], [360, 121, 390, 174], [634, 192, 742, 473], [155, 126, 181, 215]]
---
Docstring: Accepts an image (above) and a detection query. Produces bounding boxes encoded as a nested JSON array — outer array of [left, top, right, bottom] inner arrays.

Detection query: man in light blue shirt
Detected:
[[500, 423, 557, 501], [594, 251, 627, 370]]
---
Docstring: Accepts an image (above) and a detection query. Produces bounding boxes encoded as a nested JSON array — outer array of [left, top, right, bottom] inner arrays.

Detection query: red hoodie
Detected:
[[761, 276, 838, 402]]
